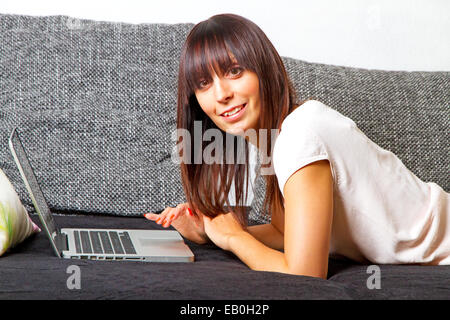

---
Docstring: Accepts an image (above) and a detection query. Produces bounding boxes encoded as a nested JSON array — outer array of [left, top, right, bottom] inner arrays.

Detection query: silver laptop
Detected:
[[8, 128, 194, 263]]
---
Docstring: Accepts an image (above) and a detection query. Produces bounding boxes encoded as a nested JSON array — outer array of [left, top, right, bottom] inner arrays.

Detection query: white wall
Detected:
[[1, 0, 449, 71]]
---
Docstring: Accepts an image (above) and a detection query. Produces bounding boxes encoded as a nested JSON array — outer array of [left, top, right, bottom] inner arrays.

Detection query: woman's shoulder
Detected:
[[281, 99, 335, 133], [273, 100, 331, 195], [290, 99, 327, 115], [283, 99, 358, 134], [274, 100, 331, 155], [275, 99, 360, 158]]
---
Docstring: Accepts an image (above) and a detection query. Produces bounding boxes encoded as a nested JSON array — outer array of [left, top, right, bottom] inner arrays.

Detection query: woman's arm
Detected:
[[246, 223, 284, 251], [225, 160, 334, 279], [246, 186, 286, 251]]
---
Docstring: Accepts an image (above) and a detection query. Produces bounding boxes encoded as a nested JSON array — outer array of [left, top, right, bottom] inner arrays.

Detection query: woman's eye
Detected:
[[198, 79, 209, 88], [228, 66, 243, 77]]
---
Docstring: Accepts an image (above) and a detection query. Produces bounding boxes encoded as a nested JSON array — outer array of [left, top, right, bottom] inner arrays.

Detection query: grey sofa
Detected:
[[0, 13, 449, 301]]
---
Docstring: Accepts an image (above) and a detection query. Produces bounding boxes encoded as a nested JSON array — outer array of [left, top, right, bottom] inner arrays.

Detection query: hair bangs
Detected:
[[183, 26, 245, 92]]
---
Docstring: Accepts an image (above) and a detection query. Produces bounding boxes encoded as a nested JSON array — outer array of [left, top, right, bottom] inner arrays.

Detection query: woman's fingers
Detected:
[[170, 205, 184, 221], [143, 213, 158, 220], [144, 205, 190, 228], [157, 208, 172, 226], [162, 212, 174, 227], [144, 207, 171, 224], [164, 205, 190, 227], [144, 203, 200, 229]]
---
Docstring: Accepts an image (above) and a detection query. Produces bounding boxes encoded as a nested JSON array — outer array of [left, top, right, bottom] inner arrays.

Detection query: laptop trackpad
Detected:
[[139, 238, 184, 248]]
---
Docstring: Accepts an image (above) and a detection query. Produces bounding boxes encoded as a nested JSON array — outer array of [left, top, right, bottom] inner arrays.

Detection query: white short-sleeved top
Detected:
[[273, 100, 450, 265]]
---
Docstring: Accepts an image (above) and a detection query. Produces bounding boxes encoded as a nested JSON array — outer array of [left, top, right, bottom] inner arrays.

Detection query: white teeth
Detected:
[[223, 105, 244, 117]]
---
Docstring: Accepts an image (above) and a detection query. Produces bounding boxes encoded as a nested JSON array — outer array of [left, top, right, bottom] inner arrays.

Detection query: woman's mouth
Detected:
[[220, 103, 247, 122]]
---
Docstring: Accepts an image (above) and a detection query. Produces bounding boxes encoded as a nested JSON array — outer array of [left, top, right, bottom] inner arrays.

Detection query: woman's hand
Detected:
[[202, 211, 246, 251], [144, 203, 209, 245]]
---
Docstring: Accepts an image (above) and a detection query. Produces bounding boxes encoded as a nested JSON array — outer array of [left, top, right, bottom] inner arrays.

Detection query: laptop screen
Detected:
[[8, 128, 60, 249]]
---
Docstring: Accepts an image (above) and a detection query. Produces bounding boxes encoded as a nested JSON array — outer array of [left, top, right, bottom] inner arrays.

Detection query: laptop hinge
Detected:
[[54, 232, 69, 252]]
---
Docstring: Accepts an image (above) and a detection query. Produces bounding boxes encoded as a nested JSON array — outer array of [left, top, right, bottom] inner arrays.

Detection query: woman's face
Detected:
[[194, 64, 261, 136]]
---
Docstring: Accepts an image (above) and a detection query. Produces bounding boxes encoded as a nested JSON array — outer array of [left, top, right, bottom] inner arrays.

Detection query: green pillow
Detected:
[[0, 169, 40, 256]]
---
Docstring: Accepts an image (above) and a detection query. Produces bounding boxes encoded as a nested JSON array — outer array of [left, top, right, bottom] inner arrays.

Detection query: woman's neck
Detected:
[[244, 103, 302, 150]]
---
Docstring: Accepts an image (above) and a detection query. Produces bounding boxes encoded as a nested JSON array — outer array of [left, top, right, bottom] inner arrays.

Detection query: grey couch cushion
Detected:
[[249, 58, 449, 223], [0, 14, 193, 216]]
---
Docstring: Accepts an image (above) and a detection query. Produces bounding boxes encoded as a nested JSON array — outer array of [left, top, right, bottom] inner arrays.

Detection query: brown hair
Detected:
[[176, 13, 299, 225]]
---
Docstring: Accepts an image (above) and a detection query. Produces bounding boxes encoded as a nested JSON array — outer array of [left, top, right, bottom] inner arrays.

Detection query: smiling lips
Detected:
[[220, 103, 246, 117]]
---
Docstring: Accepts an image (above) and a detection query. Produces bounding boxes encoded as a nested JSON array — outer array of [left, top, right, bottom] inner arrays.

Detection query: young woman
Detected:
[[144, 14, 450, 279]]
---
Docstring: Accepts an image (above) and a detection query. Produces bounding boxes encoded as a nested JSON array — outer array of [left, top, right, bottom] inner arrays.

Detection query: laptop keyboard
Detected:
[[73, 230, 137, 255]]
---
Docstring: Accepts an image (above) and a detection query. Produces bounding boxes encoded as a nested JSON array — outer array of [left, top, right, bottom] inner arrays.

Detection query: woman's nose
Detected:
[[213, 78, 233, 103]]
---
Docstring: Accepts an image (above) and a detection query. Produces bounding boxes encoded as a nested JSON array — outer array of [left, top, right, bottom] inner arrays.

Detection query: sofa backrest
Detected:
[[1, 14, 448, 221], [0, 14, 192, 216]]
